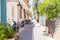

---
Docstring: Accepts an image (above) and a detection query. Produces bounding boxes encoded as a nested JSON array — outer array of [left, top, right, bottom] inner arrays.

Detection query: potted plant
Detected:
[[4, 25, 16, 40], [7, 26, 16, 40], [0, 23, 7, 40], [38, 0, 60, 36], [0, 23, 18, 40]]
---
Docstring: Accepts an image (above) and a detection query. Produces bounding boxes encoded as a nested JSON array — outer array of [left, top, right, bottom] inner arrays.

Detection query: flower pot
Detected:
[[8, 34, 19, 40], [8, 38, 15, 40]]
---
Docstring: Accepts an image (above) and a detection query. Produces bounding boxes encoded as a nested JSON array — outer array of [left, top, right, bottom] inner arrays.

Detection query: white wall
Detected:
[[39, 16, 46, 26], [7, 2, 18, 25]]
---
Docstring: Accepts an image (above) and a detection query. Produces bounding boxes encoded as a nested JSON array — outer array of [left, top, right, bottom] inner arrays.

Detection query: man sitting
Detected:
[[12, 19, 17, 31]]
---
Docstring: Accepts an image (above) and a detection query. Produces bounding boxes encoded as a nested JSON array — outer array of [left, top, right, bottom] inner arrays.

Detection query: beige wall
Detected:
[[7, 1, 29, 25], [7, 2, 18, 25]]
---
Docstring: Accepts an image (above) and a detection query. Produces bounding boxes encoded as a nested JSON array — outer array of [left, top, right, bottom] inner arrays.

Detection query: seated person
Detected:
[[12, 19, 17, 31]]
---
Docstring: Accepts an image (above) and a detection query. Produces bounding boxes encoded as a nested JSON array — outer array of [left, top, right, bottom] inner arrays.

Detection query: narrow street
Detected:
[[0, 0, 60, 40], [19, 22, 34, 40], [18, 20, 54, 40]]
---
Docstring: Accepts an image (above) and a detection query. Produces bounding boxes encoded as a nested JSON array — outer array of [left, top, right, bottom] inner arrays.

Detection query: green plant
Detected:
[[5, 26, 15, 38], [38, 0, 60, 20], [33, 0, 38, 10], [0, 23, 15, 39], [0, 23, 7, 40]]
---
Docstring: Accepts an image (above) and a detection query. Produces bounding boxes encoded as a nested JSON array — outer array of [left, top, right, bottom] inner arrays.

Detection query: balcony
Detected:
[[23, 0, 29, 7]]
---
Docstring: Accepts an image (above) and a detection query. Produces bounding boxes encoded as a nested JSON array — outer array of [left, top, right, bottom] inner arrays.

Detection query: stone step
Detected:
[[54, 24, 60, 32], [54, 28, 60, 34], [53, 24, 60, 40], [58, 22, 60, 25]]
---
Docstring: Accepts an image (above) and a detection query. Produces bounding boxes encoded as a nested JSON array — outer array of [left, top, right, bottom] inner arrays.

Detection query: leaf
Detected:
[[38, 0, 60, 20]]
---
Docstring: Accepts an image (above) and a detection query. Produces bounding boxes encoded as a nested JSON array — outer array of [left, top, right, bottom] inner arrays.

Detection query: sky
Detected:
[[29, 0, 44, 12], [29, 0, 44, 6], [29, 0, 33, 6]]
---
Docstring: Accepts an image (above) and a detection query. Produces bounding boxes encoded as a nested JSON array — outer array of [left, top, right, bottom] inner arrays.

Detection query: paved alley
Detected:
[[19, 22, 34, 40], [33, 23, 54, 40], [19, 20, 54, 40]]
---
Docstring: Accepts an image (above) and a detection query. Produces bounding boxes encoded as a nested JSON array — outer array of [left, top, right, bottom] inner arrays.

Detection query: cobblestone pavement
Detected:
[[19, 20, 54, 40], [19, 22, 34, 40], [33, 23, 54, 40]]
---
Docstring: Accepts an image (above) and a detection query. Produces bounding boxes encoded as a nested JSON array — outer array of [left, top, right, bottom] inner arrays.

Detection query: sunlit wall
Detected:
[[6, 2, 18, 25]]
